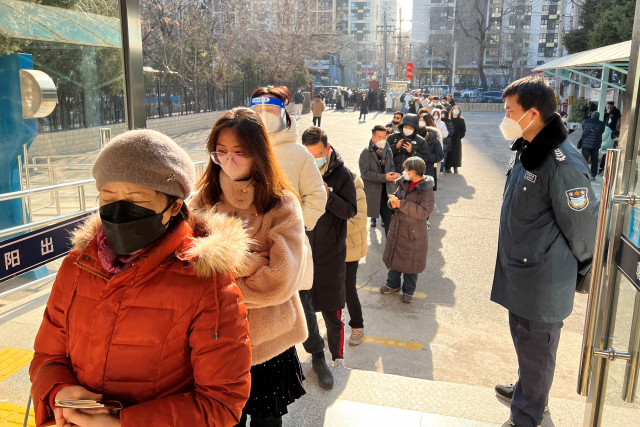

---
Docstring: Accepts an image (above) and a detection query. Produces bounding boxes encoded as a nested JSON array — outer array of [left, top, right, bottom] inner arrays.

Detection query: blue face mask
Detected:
[[315, 156, 327, 168]]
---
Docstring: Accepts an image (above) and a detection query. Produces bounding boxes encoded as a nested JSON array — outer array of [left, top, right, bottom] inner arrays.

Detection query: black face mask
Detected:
[[393, 119, 401, 125], [99, 200, 176, 256]]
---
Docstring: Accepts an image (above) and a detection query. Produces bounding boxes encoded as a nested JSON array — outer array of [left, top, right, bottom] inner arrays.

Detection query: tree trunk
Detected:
[[478, 46, 488, 91]]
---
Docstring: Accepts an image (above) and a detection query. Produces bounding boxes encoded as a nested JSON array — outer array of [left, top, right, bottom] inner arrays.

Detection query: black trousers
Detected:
[[359, 113, 367, 120], [313, 117, 321, 127], [509, 311, 563, 427], [299, 290, 345, 360], [581, 147, 599, 178], [379, 186, 394, 236], [235, 413, 281, 427], [345, 261, 364, 329]]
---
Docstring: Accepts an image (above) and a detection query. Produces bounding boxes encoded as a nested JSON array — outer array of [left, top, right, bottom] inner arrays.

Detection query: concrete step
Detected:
[[283, 363, 588, 427]]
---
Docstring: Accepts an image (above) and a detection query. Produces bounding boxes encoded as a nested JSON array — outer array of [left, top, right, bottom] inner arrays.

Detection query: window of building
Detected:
[[351, 11, 370, 20], [319, 0, 332, 10], [490, 17, 501, 30], [537, 60, 545, 65], [491, 0, 502, 3], [541, 19, 548, 29], [350, 22, 370, 41], [491, 8, 502, 18], [488, 48, 499, 57], [489, 34, 500, 45]]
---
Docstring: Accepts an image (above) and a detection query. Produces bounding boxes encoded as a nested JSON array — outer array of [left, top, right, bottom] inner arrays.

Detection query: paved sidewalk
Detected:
[[0, 109, 633, 426]]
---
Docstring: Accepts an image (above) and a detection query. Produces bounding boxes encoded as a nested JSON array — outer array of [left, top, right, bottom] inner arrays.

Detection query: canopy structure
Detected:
[[533, 40, 631, 118], [0, 0, 121, 48]]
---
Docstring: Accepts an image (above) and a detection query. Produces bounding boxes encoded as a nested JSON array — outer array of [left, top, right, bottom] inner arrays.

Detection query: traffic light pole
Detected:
[[383, 10, 387, 86]]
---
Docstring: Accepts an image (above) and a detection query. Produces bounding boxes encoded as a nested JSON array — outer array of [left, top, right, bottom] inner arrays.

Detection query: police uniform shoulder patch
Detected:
[[566, 188, 589, 211], [554, 148, 567, 162]]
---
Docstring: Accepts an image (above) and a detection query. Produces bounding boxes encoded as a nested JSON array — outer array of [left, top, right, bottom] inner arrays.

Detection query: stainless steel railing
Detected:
[[0, 179, 96, 239]]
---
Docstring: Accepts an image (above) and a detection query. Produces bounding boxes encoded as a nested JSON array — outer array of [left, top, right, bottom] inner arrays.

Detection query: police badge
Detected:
[[566, 188, 589, 211]]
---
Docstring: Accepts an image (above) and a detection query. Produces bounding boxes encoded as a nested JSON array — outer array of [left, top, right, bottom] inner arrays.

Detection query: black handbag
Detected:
[[442, 136, 453, 152]]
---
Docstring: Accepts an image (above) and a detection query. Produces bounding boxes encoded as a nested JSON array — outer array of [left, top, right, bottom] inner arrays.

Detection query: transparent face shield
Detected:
[[251, 96, 287, 134]]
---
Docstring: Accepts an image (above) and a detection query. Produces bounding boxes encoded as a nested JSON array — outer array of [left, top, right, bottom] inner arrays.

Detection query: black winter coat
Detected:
[[422, 127, 445, 186], [360, 98, 369, 114], [445, 117, 466, 169], [307, 149, 357, 312], [581, 118, 606, 150], [388, 114, 430, 174]]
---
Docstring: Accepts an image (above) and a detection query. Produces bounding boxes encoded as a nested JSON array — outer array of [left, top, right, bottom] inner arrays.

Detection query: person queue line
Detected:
[[28, 85, 467, 427]]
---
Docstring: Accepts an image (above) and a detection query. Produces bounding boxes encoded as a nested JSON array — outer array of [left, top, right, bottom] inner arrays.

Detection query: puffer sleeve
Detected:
[[120, 273, 251, 427], [30, 254, 80, 427]]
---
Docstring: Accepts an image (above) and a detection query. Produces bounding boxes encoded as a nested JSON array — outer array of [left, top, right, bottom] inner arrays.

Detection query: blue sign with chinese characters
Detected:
[[615, 234, 640, 293], [627, 207, 640, 249], [0, 212, 92, 283]]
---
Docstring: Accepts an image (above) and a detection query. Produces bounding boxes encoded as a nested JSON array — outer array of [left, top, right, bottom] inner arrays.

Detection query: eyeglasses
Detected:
[[210, 151, 249, 166]]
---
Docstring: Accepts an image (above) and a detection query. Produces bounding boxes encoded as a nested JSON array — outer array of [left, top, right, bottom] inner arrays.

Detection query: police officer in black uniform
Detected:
[[491, 76, 599, 427]]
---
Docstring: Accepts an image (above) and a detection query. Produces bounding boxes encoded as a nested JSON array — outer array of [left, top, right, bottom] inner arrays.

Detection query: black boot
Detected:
[[371, 218, 376, 227], [312, 352, 334, 390], [454, 167, 459, 174]]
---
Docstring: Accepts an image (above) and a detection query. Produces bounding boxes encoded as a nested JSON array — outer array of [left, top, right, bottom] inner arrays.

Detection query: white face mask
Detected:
[[419, 120, 426, 128], [263, 114, 283, 134], [403, 170, 412, 181], [221, 160, 252, 181], [375, 139, 386, 149], [499, 110, 532, 140], [453, 109, 460, 115], [433, 115, 440, 122], [403, 128, 414, 137]]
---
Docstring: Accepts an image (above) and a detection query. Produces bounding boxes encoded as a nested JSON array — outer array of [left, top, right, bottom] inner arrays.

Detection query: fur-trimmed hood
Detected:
[[424, 125, 442, 142], [72, 210, 252, 278], [509, 113, 568, 171]]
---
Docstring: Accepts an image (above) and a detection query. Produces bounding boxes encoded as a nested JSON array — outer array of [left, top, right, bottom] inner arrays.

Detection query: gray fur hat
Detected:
[[93, 129, 194, 199]]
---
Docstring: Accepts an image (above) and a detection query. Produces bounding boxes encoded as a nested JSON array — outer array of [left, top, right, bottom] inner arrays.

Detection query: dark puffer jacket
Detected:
[[581, 117, 606, 150], [307, 148, 357, 312], [388, 114, 430, 173], [383, 176, 435, 274]]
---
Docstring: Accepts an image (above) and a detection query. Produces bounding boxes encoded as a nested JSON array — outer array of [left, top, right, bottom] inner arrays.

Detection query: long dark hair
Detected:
[[194, 108, 299, 215], [251, 86, 293, 130]]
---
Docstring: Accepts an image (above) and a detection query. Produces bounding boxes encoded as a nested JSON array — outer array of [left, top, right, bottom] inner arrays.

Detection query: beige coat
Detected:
[[268, 119, 326, 290], [311, 99, 326, 117], [346, 172, 368, 263], [189, 171, 308, 365]]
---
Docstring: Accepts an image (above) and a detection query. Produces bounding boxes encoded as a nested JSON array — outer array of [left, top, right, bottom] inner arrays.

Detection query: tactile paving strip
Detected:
[[0, 402, 36, 427], [0, 348, 34, 383]]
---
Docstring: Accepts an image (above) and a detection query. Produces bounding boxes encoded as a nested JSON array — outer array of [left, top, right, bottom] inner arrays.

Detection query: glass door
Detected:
[[578, 6, 640, 425]]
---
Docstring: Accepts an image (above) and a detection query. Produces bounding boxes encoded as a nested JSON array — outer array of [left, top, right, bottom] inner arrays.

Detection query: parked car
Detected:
[[478, 91, 503, 103]]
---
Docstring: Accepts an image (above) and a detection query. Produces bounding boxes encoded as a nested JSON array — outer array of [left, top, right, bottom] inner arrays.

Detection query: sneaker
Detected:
[[349, 328, 364, 346], [380, 285, 401, 294], [401, 294, 413, 303], [333, 358, 346, 368], [495, 384, 549, 413], [312, 353, 334, 390], [371, 218, 377, 227]]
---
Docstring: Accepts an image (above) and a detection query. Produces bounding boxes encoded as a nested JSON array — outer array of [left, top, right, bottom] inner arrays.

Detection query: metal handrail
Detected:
[[31, 153, 99, 163], [0, 179, 95, 202], [0, 208, 98, 239], [26, 163, 94, 169]]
